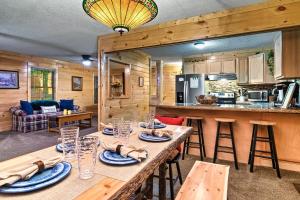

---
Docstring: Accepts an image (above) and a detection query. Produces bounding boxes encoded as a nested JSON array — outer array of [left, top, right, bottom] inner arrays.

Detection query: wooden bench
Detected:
[[176, 161, 230, 200]]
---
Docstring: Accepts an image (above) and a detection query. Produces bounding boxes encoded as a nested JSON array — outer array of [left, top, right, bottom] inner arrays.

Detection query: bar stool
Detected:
[[248, 120, 281, 178], [213, 118, 239, 170], [182, 116, 206, 161], [166, 151, 183, 200]]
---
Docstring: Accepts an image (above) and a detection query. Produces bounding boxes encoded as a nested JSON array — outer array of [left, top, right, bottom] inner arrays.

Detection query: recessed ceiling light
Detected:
[[194, 41, 206, 49]]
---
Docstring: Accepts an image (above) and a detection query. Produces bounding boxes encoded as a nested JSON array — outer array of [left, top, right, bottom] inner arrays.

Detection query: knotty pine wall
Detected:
[[0, 51, 97, 132], [104, 50, 150, 122], [161, 63, 182, 104]]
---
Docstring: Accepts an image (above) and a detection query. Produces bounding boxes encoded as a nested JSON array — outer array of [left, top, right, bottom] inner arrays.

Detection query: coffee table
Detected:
[[48, 112, 93, 133]]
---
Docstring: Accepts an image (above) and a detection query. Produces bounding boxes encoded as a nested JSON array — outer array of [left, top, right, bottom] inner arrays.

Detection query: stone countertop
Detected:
[[154, 103, 300, 114]]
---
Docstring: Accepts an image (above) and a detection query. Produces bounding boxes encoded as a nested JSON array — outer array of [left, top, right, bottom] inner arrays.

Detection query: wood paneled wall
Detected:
[[99, 0, 300, 53], [102, 50, 150, 124], [0, 57, 28, 132], [0, 51, 97, 132], [162, 63, 181, 104]]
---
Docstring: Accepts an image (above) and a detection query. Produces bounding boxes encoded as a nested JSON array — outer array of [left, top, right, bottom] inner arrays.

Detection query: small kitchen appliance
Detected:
[[247, 90, 269, 102]]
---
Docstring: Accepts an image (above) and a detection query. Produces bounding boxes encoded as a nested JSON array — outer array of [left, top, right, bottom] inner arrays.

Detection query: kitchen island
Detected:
[[154, 103, 300, 172]]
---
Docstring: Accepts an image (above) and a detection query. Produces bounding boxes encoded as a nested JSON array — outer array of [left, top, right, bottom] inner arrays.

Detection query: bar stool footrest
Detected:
[[218, 150, 234, 154], [254, 155, 273, 159], [219, 133, 232, 139], [255, 150, 271, 154], [256, 136, 270, 142]]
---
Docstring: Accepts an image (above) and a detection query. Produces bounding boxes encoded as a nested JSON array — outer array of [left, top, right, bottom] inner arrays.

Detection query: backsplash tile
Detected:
[[205, 80, 240, 94]]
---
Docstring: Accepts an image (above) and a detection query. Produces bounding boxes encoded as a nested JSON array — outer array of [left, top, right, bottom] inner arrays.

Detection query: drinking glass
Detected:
[[145, 113, 155, 129], [112, 119, 120, 138], [60, 126, 79, 160], [118, 121, 131, 145], [77, 136, 99, 179]]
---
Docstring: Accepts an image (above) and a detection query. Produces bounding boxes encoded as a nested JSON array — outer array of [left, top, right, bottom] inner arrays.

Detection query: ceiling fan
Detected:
[[81, 55, 97, 66]]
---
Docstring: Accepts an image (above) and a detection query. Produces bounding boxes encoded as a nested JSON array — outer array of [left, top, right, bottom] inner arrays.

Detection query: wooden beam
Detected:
[[98, 0, 300, 53]]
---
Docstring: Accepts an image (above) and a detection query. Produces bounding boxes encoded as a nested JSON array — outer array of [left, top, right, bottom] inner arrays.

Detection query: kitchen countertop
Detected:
[[154, 103, 300, 114]]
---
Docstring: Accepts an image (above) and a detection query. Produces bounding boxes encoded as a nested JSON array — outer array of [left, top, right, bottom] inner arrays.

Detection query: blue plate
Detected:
[[99, 151, 139, 166], [103, 150, 134, 162], [56, 142, 100, 152], [140, 124, 166, 129], [139, 132, 171, 142], [102, 128, 133, 136], [102, 128, 113, 135], [0, 162, 72, 194], [10, 163, 65, 188], [55, 143, 64, 152]]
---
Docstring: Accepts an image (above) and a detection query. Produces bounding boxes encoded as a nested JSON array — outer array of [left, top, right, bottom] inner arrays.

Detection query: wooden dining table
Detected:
[[0, 125, 192, 200]]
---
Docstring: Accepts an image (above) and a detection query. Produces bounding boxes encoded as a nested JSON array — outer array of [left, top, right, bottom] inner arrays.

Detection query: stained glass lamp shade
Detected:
[[83, 0, 158, 34]]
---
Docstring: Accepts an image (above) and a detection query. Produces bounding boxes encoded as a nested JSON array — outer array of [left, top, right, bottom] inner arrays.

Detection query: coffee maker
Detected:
[[272, 82, 300, 107]]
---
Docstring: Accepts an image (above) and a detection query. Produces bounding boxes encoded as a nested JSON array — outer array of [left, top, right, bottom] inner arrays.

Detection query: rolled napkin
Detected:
[[100, 122, 113, 130], [102, 143, 147, 162], [142, 129, 173, 138], [0, 156, 62, 187]]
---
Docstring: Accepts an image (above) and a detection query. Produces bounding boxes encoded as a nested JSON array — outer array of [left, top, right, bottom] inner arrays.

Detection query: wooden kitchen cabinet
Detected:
[[207, 61, 222, 74], [222, 59, 236, 73], [274, 30, 300, 79], [183, 62, 194, 74], [194, 61, 207, 74], [236, 57, 248, 84], [249, 53, 264, 84]]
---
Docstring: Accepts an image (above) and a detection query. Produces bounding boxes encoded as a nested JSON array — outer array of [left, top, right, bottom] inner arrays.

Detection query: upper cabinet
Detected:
[[183, 62, 194, 74], [236, 57, 248, 84], [207, 61, 222, 74], [249, 53, 265, 84], [222, 59, 236, 73], [274, 30, 300, 79], [194, 61, 207, 74], [248, 53, 275, 84]]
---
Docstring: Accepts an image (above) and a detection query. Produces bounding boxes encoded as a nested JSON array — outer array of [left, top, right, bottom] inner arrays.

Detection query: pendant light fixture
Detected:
[[83, 0, 158, 35]]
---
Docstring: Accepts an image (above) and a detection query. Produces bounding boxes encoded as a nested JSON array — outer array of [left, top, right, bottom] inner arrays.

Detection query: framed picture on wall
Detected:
[[139, 77, 144, 87], [0, 70, 19, 89], [72, 76, 83, 91]]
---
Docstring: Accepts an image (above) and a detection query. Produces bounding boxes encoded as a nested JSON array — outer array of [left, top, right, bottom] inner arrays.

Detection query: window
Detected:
[[31, 68, 55, 100]]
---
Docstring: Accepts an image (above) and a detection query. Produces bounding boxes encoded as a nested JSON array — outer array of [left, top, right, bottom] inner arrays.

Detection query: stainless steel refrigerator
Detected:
[[176, 74, 206, 104]]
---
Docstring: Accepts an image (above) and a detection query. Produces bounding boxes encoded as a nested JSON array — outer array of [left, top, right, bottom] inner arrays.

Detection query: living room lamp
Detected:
[[82, 0, 158, 35]]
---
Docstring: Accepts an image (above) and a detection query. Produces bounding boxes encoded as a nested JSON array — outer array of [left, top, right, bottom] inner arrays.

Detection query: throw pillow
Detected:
[[155, 115, 184, 152], [41, 106, 57, 114], [155, 115, 184, 125], [20, 100, 33, 115], [60, 99, 74, 111]]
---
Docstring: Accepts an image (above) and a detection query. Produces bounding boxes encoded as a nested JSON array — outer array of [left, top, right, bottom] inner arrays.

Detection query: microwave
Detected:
[[247, 90, 269, 102]]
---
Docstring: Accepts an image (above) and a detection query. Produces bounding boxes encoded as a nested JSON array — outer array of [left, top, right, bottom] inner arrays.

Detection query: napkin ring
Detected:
[[33, 160, 45, 172], [116, 145, 123, 154]]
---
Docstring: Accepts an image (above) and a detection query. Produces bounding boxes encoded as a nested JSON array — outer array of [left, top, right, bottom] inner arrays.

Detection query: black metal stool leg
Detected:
[[168, 163, 175, 200], [182, 139, 187, 160], [175, 161, 183, 185], [186, 119, 191, 155], [250, 125, 258, 173], [229, 122, 239, 170], [197, 120, 204, 161], [248, 125, 256, 164], [213, 122, 221, 163], [199, 120, 206, 157], [267, 126, 276, 169], [269, 126, 281, 178]]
